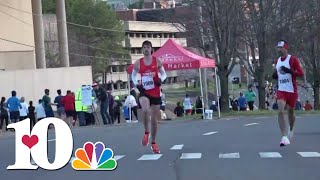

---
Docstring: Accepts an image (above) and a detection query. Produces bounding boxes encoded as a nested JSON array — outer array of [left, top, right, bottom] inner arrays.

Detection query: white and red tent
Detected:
[[126, 39, 220, 119], [127, 39, 215, 73]]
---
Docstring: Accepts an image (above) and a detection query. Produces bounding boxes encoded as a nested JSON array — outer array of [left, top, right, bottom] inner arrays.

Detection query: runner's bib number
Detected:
[[142, 76, 155, 90]]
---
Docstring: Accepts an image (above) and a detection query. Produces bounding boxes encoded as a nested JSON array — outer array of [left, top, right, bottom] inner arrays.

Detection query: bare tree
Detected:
[[237, 0, 303, 109], [295, 0, 320, 110], [175, 0, 242, 112]]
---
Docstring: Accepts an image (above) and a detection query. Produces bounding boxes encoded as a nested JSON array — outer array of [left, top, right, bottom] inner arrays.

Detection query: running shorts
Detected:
[[277, 91, 298, 108]]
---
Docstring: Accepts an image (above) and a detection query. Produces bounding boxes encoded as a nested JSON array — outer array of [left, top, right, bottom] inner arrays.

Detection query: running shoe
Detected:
[[142, 132, 149, 146], [151, 142, 160, 154], [288, 128, 294, 140], [280, 136, 290, 147]]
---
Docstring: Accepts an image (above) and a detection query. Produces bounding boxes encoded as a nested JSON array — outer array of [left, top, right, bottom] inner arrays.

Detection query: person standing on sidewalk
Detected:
[[92, 83, 112, 125], [245, 86, 256, 110], [7, 91, 21, 124]]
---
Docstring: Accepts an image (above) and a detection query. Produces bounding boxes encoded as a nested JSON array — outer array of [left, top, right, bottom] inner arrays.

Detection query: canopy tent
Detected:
[[127, 39, 216, 73], [126, 39, 221, 120]]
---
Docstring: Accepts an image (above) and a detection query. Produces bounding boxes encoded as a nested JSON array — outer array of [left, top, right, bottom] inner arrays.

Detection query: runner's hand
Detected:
[[136, 84, 145, 94], [281, 66, 292, 74], [272, 71, 277, 79]]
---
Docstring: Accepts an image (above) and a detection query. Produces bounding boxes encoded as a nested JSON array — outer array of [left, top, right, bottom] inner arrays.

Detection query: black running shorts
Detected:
[[138, 93, 162, 108]]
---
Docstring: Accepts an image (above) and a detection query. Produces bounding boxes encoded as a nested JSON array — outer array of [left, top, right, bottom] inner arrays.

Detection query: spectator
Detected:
[[238, 93, 247, 111], [113, 96, 122, 124], [35, 99, 46, 121], [210, 101, 218, 112], [295, 99, 302, 110], [7, 90, 21, 123], [19, 97, 28, 121], [124, 94, 138, 122], [245, 86, 256, 111], [93, 83, 112, 125], [61, 90, 76, 127], [195, 96, 203, 114], [183, 94, 192, 115], [54, 89, 65, 119], [304, 100, 313, 111], [28, 101, 36, 130], [174, 102, 184, 117], [0, 97, 9, 132], [42, 89, 56, 118]]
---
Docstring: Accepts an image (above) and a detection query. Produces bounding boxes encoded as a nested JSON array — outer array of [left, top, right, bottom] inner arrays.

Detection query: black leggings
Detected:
[[0, 114, 9, 131], [248, 101, 254, 111]]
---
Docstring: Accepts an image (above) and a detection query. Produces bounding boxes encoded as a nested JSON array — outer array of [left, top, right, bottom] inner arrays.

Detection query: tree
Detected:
[[295, 0, 320, 110], [42, 0, 130, 79], [178, 0, 242, 112], [237, 0, 303, 110]]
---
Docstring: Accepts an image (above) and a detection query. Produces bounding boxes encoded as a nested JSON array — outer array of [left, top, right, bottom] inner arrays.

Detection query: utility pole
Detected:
[[56, 0, 70, 67]]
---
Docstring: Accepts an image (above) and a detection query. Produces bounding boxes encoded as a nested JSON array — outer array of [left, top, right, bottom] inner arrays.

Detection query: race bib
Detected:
[[141, 75, 155, 90]]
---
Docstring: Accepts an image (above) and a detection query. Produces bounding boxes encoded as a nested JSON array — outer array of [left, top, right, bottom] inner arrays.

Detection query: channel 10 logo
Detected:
[[6, 118, 118, 171]]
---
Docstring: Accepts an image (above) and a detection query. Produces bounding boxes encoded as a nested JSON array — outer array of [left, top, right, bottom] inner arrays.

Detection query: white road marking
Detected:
[[180, 153, 202, 159], [297, 152, 320, 158], [259, 152, 282, 158], [203, 131, 218, 136], [219, 153, 240, 159], [170, 144, 184, 150], [138, 154, 162, 161], [114, 155, 125, 161], [244, 123, 259, 126], [48, 139, 56, 142]]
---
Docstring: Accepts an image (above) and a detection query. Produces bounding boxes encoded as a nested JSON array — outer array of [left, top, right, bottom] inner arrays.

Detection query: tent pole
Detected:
[[215, 67, 221, 118], [127, 73, 132, 123], [199, 68, 205, 119]]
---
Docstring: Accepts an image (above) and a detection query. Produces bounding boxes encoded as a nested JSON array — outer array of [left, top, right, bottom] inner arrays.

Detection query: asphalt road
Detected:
[[1, 114, 320, 180]]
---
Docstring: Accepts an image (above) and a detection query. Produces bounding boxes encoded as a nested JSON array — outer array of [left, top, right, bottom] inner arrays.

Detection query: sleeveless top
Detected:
[[276, 55, 294, 93], [139, 56, 161, 98]]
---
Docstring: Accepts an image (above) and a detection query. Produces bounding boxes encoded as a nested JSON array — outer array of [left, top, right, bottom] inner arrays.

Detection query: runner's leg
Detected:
[[150, 104, 160, 143], [277, 99, 287, 136], [139, 96, 151, 146]]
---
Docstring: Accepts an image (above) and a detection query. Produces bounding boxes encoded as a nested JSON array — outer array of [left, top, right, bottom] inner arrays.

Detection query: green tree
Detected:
[[42, 0, 130, 79]]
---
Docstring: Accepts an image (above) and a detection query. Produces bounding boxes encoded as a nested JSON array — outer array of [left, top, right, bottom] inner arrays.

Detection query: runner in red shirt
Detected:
[[131, 40, 167, 154], [61, 90, 76, 128], [272, 40, 304, 146]]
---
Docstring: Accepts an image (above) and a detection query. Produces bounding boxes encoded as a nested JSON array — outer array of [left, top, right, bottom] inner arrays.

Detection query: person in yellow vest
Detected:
[[75, 85, 95, 126], [75, 86, 87, 126]]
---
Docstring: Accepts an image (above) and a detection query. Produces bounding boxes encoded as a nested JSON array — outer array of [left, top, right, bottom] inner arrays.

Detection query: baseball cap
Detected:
[[92, 82, 98, 87], [277, 40, 288, 49]]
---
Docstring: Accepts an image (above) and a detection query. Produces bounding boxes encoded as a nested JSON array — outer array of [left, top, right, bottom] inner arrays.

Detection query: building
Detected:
[[103, 20, 187, 95], [104, 0, 183, 10], [0, 0, 36, 70], [0, 1, 92, 106]]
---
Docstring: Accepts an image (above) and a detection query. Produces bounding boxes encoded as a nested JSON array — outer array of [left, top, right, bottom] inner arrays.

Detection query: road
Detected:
[[1, 114, 320, 180]]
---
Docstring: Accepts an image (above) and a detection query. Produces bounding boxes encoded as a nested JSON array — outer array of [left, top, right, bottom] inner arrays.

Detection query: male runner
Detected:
[[131, 40, 167, 154], [272, 40, 304, 146]]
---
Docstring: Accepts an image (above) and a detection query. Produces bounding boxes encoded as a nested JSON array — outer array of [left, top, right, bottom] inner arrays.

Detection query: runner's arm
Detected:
[[131, 60, 140, 86], [290, 57, 304, 77], [157, 58, 167, 82]]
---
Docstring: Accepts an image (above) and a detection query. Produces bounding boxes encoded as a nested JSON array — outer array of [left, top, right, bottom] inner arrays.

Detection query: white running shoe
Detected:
[[288, 128, 294, 140], [280, 136, 290, 147]]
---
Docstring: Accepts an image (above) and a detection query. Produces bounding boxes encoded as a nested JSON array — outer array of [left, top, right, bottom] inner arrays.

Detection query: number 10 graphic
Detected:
[[7, 118, 74, 170]]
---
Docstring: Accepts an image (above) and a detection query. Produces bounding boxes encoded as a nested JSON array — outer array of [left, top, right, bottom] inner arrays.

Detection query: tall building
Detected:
[[0, 0, 36, 70]]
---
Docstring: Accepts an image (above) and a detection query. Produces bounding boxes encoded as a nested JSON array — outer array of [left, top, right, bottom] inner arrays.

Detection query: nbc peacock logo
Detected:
[[71, 141, 117, 171]]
